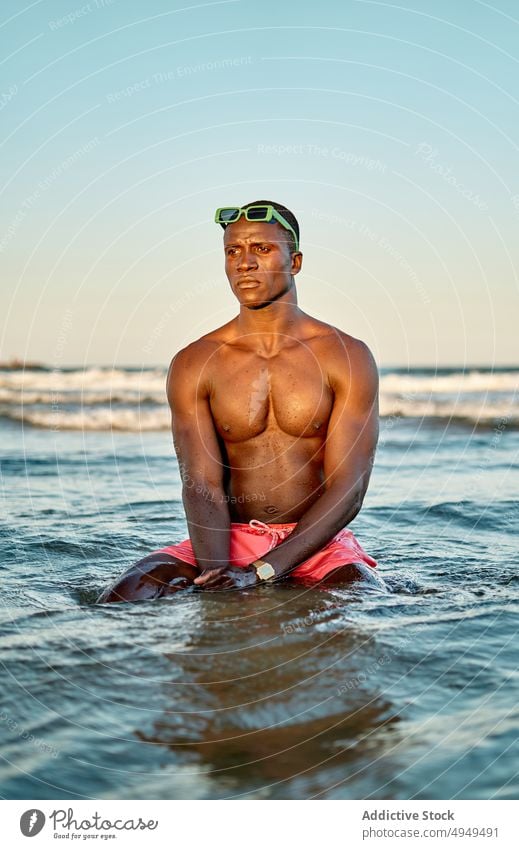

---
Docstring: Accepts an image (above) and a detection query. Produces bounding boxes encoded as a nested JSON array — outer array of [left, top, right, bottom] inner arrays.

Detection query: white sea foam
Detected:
[[2, 367, 517, 396], [1, 367, 517, 430], [8, 407, 170, 432], [380, 371, 519, 394], [3, 399, 516, 430], [379, 397, 517, 424], [0, 389, 165, 405], [0, 367, 166, 393]]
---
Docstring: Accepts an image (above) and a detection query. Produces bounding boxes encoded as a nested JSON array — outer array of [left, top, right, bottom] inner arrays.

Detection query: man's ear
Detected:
[[291, 251, 303, 275]]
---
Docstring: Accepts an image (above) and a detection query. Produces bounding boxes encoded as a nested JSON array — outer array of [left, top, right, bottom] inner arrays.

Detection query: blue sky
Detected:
[[1, 0, 518, 366]]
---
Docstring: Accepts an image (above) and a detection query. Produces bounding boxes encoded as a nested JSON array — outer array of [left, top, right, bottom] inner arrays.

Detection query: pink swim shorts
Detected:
[[157, 519, 377, 582]]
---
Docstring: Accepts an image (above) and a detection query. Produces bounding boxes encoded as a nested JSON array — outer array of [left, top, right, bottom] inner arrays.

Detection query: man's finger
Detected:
[[194, 569, 225, 585], [200, 574, 233, 590], [204, 579, 235, 592], [195, 576, 233, 590]]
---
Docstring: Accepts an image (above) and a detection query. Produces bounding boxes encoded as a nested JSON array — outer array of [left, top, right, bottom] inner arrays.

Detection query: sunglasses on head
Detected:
[[214, 205, 299, 252]]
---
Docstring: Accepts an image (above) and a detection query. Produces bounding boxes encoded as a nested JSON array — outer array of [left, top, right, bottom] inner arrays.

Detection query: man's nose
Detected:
[[236, 249, 257, 271]]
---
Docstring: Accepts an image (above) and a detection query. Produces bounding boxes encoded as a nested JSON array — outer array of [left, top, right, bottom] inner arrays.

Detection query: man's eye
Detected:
[[226, 249, 238, 256], [257, 245, 270, 253]]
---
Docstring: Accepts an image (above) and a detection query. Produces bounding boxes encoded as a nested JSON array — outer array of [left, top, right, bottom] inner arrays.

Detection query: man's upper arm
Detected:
[[166, 345, 224, 489], [324, 338, 379, 495]]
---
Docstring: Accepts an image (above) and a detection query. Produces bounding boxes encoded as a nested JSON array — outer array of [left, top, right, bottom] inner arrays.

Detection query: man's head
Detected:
[[218, 200, 302, 309], [217, 200, 300, 252]]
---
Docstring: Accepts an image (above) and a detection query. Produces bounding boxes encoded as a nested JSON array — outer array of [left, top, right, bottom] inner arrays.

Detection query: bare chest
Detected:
[[209, 350, 333, 441]]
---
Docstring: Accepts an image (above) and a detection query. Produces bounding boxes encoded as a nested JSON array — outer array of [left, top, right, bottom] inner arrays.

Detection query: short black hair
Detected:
[[221, 199, 300, 252]]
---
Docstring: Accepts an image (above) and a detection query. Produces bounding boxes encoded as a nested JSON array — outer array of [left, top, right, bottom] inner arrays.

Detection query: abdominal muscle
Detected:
[[222, 436, 326, 523]]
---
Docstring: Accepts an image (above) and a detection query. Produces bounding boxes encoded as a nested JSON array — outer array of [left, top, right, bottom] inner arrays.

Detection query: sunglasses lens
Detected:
[[219, 208, 240, 223], [246, 206, 269, 220]]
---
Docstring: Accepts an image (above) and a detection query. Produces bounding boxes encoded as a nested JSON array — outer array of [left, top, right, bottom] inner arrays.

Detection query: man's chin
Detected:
[[235, 281, 293, 310], [245, 299, 272, 310], [236, 291, 271, 310], [239, 291, 289, 310]]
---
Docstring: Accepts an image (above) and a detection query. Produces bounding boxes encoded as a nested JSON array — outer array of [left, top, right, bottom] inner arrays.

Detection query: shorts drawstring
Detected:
[[248, 518, 288, 551]]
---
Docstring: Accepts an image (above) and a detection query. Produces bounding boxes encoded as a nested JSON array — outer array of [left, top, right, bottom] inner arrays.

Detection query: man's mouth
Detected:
[[236, 278, 260, 289]]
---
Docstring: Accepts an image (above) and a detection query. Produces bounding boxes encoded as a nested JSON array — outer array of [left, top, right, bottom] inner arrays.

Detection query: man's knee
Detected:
[[320, 562, 383, 586], [96, 555, 199, 603]]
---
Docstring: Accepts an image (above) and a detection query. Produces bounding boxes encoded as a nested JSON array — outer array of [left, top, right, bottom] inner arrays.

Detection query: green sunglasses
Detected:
[[214, 205, 299, 252]]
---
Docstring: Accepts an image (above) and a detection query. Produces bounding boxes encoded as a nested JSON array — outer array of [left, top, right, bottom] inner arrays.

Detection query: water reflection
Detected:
[[135, 587, 401, 797]]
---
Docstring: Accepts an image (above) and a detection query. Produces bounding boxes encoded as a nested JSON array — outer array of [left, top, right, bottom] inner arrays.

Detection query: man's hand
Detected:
[[193, 565, 260, 591]]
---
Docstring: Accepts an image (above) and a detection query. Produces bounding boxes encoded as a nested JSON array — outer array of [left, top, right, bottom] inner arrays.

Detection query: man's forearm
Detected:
[[182, 483, 231, 570], [263, 479, 366, 578]]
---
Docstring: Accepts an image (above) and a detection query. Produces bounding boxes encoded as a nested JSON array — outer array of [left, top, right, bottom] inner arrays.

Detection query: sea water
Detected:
[[0, 366, 517, 799]]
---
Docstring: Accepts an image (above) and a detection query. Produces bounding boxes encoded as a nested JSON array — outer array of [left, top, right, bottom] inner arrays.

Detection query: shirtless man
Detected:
[[97, 200, 379, 602]]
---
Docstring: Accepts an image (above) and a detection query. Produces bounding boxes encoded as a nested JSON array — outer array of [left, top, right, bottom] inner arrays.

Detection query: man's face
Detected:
[[223, 218, 302, 308]]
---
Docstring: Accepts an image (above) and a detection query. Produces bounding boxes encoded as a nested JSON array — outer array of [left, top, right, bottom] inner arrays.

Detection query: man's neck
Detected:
[[236, 290, 302, 351]]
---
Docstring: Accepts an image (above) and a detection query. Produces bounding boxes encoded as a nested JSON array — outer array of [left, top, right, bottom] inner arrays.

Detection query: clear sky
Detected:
[[1, 0, 518, 367]]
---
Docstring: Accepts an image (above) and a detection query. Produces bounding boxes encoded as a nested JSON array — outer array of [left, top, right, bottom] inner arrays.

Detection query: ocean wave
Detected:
[[2, 402, 517, 431], [379, 397, 517, 424], [0, 366, 517, 430], [3, 407, 170, 431], [2, 366, 517, 397], [380, 370, 519, 394], [0, 389, 165, 405], [0, 367, 166, 393]]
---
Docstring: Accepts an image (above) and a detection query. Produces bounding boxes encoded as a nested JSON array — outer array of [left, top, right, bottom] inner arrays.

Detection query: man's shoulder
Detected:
[[305, 320, 378, 395], [169, 323, 233, 371], [307, 318, 376, 364]]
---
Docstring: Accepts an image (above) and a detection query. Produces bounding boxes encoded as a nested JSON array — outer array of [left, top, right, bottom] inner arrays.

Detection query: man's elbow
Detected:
[[327, 465, 370, 497], [329, 473, 369, 518], [348, 486, 365, 515], [181, 477, 223, 505]]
